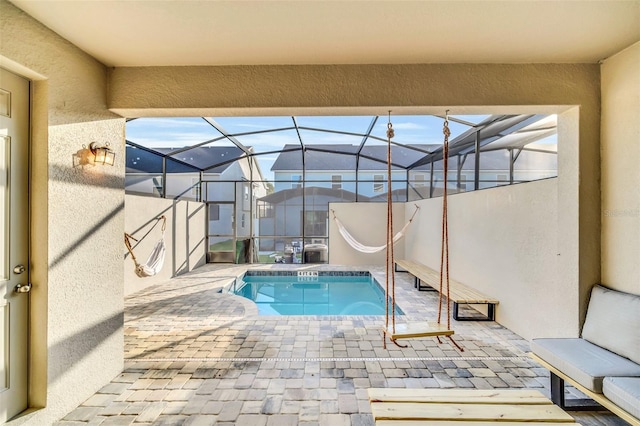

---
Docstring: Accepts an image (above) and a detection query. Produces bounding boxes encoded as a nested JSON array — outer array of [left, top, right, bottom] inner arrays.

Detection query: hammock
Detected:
[[331, 205, 419, 254], [124, 216, 167, 278]]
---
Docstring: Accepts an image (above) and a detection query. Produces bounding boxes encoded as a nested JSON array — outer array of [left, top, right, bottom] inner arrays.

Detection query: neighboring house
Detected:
[[125, 145, 268, 257], [270, 144, 439, 197], [126, 145, 247, 199], [257, 186, 363, 252], [270, 143, 557, 198]]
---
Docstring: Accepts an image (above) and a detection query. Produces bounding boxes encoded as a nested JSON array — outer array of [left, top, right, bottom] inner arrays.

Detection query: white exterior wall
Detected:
[[124, 195, 206, 296], [274, 170, 407, 197], [404, 179, 561, 341], [601, 41, 640, 295]]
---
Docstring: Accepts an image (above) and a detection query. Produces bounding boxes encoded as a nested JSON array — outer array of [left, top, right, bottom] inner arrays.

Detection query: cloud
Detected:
[[392, 122, 426, 130]]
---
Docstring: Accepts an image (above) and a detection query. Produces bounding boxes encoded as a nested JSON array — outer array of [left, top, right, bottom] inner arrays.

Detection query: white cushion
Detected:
[[530, 338, 640, 393], [603, 377, 640, 420], [581, 285, 640, 364]]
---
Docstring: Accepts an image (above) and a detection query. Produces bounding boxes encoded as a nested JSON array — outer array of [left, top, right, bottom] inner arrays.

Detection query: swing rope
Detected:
[[437, 112, 463, 351], [385, 112, 396, 336], [437, 113, 452, 329]]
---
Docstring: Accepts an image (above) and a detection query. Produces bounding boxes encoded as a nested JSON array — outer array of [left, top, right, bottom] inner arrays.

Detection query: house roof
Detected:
[[271, 144, 439, 172], [126, 145, 245, 174]]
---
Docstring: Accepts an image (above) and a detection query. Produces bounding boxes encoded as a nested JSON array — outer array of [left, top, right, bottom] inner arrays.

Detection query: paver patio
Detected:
[[56, 264, 627, 425]]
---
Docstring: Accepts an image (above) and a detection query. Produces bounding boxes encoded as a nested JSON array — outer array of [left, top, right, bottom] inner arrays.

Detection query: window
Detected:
[[373, 174, 385, 193], [259, 204, 274, 218], [291, 174, 302, 189], [331, 175, 342, 190], [413, 174, 425, 187], [209, 204, 220, 221], [497, 174, 508, 185], [241, 213, 246, 228], [244, 185, 249, 200], [304, 210, 328, 236]]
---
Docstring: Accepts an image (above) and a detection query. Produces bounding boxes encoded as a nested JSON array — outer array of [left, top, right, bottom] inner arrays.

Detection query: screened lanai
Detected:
[[125, 113, 557, 264]]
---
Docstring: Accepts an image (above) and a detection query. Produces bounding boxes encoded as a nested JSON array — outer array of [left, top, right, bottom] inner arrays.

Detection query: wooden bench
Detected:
[[394, 259, 498, 321], [368, 388, 579, 425]]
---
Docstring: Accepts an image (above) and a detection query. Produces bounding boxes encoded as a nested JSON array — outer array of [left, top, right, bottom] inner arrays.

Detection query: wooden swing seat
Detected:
[[383, 322, 454, 341]]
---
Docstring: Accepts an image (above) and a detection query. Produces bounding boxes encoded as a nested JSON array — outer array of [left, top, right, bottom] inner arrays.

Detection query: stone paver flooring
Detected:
[[57, 264, 627, 425]]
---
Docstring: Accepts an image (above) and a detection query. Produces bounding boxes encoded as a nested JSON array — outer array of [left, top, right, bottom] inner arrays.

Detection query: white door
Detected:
[[0, 68, 30, 422]]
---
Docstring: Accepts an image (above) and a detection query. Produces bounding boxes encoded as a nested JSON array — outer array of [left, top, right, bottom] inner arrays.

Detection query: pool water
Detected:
[[229, 273, 404, 316]]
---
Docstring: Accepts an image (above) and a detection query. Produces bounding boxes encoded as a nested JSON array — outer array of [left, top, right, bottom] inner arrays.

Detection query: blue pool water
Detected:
[[229, 273, 404, 316]]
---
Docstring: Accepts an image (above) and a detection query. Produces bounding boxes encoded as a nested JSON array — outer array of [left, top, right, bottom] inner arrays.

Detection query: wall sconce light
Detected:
[[73, 142, 116, 167]]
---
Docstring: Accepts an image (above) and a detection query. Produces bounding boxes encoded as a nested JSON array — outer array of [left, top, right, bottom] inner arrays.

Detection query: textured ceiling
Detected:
[[10, 0, 640, 67]]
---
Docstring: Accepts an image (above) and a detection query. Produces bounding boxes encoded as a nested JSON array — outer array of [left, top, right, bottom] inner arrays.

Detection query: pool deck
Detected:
[[57, 264, 628, 426]]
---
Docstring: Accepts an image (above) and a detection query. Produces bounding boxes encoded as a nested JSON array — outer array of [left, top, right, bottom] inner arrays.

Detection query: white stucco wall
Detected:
[[601, 41, 640, 295], [1, 1, 125, 424], [405, 179, 562, 341], [329, 202, 406, 266], [124, 195, 206, 296]]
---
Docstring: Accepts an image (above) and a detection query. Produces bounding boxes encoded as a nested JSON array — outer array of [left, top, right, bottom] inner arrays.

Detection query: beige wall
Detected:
[[124, 195, 206, 296], [328, 202, 406, 266], [1, 1, 125, 424], [601, 41, 640, 295]]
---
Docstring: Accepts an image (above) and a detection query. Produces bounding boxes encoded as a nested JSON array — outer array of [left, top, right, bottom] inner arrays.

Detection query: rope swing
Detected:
[[382, 111, 463, 352], [385, 114, 397, 342]]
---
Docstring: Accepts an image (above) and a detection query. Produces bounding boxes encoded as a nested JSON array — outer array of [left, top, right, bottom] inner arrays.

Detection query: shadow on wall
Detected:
[[51, 200, 125, 269], [124, 195, 207, 295], [172, 201, 206, 276]]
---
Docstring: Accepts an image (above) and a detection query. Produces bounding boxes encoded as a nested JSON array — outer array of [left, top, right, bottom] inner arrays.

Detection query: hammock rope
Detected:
[[330, 205, 419, 254], [124, 215, 167, 278]]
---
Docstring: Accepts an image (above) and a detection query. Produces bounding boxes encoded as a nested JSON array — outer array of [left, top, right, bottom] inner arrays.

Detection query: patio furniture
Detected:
[[368, 388, 578, 424], [530, 284, 640, 426], [394, 259, 499, 321]]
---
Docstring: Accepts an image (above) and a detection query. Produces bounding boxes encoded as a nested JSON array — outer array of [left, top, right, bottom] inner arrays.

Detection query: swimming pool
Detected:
[[229, 271, 404, 316]]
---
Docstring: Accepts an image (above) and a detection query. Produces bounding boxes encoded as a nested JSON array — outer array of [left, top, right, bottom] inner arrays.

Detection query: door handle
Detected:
[[13, 264, 25, 274], [14, 283, 32, 293]]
